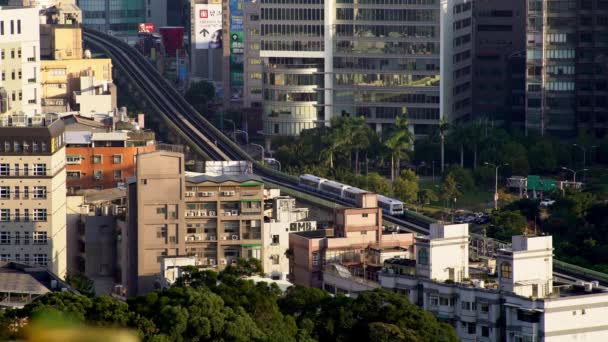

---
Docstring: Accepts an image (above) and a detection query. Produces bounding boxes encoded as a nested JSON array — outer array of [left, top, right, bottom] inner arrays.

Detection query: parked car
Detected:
[[540, 199, 556, 207]]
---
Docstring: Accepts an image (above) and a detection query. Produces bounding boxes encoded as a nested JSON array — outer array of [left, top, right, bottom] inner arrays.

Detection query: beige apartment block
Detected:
[[123, 151, 265, 297], [184, 173, 264, 270], [0, 115, 67, 277]]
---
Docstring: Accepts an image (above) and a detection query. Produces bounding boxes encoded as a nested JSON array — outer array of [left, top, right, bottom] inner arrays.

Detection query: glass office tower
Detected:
[[78, 0, 145, 35]]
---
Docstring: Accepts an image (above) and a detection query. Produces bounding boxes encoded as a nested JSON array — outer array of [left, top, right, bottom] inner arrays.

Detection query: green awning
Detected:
[[241, 243, 262, 247], [241, 199, 262, 202], [240, 181, 263, 187]]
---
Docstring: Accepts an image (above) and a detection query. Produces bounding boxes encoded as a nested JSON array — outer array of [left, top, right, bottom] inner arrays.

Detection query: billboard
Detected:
[[159, 26, 185, 55], [138, 23, 155, 33], [229, 0, 249, 99], [194, 4, 222, 49]]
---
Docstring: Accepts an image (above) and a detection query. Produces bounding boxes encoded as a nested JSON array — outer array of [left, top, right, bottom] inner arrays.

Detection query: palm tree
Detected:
[[438, 117, 449, 173], [449, 121, 469, 167], [350, 117, 373, 174], [468, 118, 487, 170], [384, 112, 414, 181]]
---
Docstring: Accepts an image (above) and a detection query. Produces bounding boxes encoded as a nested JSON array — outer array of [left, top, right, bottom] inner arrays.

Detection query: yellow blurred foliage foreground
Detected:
[[25, 324, 139, 342]]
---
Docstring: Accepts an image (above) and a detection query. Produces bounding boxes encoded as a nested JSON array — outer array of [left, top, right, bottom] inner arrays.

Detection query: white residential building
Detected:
[[0, 114, 67, 277], [0, 6, 42, 124], [263, 196, 315, 280], [380, 224, 608, 342]]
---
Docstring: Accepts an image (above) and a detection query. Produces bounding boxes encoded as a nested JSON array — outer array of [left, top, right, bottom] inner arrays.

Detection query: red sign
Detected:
[[159, 27, 185, 55], [199, 9, 208, 18], [138, 23, 155, 33]]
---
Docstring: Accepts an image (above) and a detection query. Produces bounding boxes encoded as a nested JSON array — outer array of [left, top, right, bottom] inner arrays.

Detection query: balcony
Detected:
[[27, 78, 36, 84], [185, 210, 217, 218], [27, 57, 35, 62]]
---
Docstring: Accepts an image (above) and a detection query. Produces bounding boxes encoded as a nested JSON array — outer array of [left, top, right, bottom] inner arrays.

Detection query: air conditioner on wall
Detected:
[[232, 235, 238, 240], [208, 258, 216, 265], [220, 259, 227, 265]]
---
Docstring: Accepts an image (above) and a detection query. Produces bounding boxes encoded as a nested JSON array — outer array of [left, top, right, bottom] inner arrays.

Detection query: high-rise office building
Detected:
[[245, 0, 473, 148], [526, 0, 608, 137], [0, 114, 67, 277], [472, 0, 526, 127], [78, 0, 146, 36], [0, 7, 42, 124]]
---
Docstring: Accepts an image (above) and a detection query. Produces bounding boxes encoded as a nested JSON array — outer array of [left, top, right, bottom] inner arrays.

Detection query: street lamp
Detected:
[[250, 143, 265, 164], [572, 144, 597, 168], [485, 162, 508, 210], [235, 129, 249, 144], [561, 166, 588, 183]]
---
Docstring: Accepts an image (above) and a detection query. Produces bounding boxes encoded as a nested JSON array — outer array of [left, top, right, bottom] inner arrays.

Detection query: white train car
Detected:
[[319, 180, 350, 198], [377, 195, 404, 216], [299, 174, 327, 191], [342, 187, 369, 205]]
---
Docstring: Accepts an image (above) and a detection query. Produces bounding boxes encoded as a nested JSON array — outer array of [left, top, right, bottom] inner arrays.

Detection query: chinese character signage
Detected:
[[194, 4, 222, 49]]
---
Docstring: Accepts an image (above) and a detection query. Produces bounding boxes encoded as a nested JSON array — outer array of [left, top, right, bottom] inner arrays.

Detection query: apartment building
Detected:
[[0, 115, 67, 277], [379, 223, 608, 342], [65, 129, 156, 192], [39, 2, 82, 60], [289, 193, 414, 288], [263, 196, 315, 280], [123, 150, 265, 296], [0, 6, 42, 123], [245, 0, 473, 148], [66, 188, 125, 294], [526, 0, 608, 137], [184, 172, 265, 270], [472, 0, 526, 126]]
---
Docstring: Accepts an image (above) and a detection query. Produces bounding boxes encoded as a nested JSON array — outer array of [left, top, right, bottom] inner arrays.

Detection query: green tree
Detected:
[[446, 166, 475, 192], [393, 170, 419, 204], [448, 121, 469, 167], [184, 80, 215, 112], [64, 273, 95, 297], [440, 174, 461, 206], [528, 140, 557, 173], [417, 188, 438, 210], [365, 172, 392, 195], [384, 113, 414, 181], [488, 210, 527, 241]]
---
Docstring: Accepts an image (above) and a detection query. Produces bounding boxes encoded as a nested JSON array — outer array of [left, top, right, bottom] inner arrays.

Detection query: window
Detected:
[[480, 303, 489, 313], [33, 232, 47, 245], [14, 232, 20, 245], [93, 155, 103, 164], [0, 231, 9, 244], [467, 322, 476, 335], [157, 226, 167, 238], [417, 248, 429, 265], [439, 297, 450, 306], [33, 209, 47, 222], [113, 154, 122, 164], [23, 231, 30, 244], [156, 250, 167, 263], [23, 186, 29, 198], [0, 209, 9, 221], [94, 170, 103, 180], [461, 301, 476, 311], [33, 164, 46, 176], [0, 254, 9, 261], [362, 213, 369, 218], [113, 170, 122, 180], [67, 171, 80, 179], [501, 262, 512, 278], [429, 295, 439, 307], [33, 186, 46, 199], [66, 155, 82, 164], [33, 254, 48, 266], [23, 209, 29, 222], [272, 254, 280, 265], [0, 186, 9, 199], [14, 209, 19, 222], [0, 164, 9, 176], [13, 186, 18, 199], [23, 163, 28, 176], [481, 325, 490, 337], [272, 235, 279, 245]]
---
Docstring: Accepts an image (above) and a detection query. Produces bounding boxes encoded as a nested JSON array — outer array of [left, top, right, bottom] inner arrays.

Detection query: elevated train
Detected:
[[299, 174, 405, 215]]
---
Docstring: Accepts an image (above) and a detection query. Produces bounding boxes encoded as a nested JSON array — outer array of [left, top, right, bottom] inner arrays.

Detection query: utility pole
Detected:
[[485, 162, 508, 210]]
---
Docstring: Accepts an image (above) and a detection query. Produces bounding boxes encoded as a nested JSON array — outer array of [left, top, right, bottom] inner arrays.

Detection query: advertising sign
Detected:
[[159, 26, 185, 55], [229, 0, 249, 99], [194, 4, 222, 49], [138, 23, 155, 33]]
